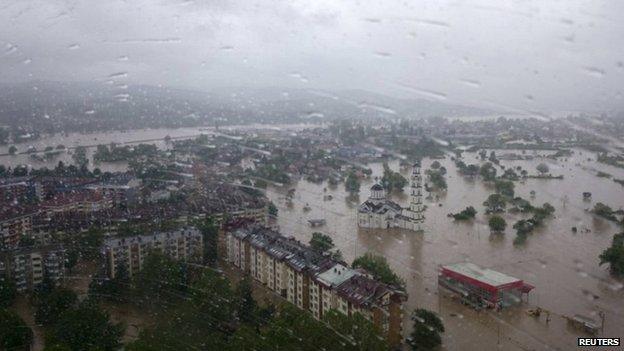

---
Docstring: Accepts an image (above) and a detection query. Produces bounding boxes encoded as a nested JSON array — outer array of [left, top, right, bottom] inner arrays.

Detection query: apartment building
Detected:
[[0, 245, 65, 292], [0, 207, 35, 250], [226, 225, 407, 347], [102, 226, 203, 279]]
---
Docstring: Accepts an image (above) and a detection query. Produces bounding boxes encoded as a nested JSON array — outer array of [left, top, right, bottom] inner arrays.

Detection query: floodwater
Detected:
[[0, 123, 322, 172], [265, 150, 624, 350], [4, 125, 623, 349]]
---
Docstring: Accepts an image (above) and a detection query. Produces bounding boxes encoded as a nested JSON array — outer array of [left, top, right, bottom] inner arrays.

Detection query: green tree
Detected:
[[494, 180, 515, 198], [128, 270, 235, 350], [452, 206, 477, 220], [35, 288, 77, 326], [72, 146, 89, 169], [600, 233, 624, 276], [408, 309, 445, 351], [65, 250, 79, 273], [593, 202, 617, 222], [323, 310, 389, 351], [426, 169, 447, 190], [479, 162, 497, 181], [235, 276, 258, 326], [309, 232, 334, 253], [0, 308, 33, 351], [483, 193, 506, 213], [488, 215, 507, 233], [536, 163, 549, 175], [345, 171, 360, 193], [88, 265, 130, 302], [352, 253, 405, 289], [0, 279, 16, 308], [46, 301, 123, 351], [135, 253, 188, 305], [382, 163, 408, 192], [195, 217, 219, 266], [8, 145, 17, 155]]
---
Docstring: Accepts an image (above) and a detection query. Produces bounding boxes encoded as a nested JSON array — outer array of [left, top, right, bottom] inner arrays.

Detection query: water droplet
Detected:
[[397, 83, 447, 100], [85, 110, 95, 115], [582, 66, 605, 78], [374, 51, 392, 58], [117, 55, 129, 61], [108, 72, 128, 79], [220, 45, 234, 51], [4, 43, 17, 55], [358, 102, 397, 115], [460, 79, 481, 88], [406, 18, 450, 28], [289, 72, 309, 83], [560, 18, 574, 25], [304, 112, 324, 119], [23, 58, 32, 64], [68, 43, 80, 50]]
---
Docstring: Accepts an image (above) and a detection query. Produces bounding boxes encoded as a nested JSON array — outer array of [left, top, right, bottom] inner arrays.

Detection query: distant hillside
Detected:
[[0, 81, 495, 138]]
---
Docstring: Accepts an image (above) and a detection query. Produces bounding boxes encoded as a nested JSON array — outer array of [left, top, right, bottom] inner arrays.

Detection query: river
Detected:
[[0, 123, 323, 172]]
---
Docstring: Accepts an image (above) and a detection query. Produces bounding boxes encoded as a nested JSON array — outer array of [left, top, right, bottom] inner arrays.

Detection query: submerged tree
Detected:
[[483, 193, 507, 213], [345, 171, 360, 194], [488, 215, 507, 233], [536, 163, 549, 175], [600, 233, 624, 276], [381, 163, 408, 192]]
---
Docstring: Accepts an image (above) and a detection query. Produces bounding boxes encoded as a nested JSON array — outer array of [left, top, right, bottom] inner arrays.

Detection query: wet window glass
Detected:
[[0, 1, 623, 350]]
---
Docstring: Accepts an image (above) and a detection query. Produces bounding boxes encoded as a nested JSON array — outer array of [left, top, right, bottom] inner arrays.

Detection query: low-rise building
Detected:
[[41, 189, 113, 215], [439, 262, 534, 310], [102, 226, 203, 279], [226, 225, 407, 347]]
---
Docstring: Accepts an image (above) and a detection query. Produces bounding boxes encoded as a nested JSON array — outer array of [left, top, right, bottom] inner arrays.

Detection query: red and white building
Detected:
[[439, 262, 534, 309]]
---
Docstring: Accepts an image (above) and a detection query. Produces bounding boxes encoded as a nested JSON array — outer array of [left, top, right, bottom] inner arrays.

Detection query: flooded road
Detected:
[[266, 151, 624, 350]]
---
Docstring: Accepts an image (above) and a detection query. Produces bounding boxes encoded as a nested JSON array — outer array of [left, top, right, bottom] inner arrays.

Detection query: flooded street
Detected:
[[266, 151, 624, 350]]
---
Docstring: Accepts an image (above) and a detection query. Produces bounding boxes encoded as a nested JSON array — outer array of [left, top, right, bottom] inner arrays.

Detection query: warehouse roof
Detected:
[[442, 262, 520, 287]]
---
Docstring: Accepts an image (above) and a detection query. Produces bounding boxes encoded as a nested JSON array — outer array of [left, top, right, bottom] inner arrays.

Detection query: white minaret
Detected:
[[403, 161, 424, 230]]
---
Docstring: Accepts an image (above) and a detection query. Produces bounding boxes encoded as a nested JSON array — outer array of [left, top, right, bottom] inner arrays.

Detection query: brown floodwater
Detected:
[[266, 150, 624, 350]]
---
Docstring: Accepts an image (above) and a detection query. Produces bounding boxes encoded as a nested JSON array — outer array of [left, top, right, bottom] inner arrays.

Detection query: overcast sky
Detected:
[[1, 0, 623, 114]]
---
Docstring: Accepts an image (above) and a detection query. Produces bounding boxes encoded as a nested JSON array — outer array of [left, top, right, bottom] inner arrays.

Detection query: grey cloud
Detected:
[[0, 0, 623, 115]]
